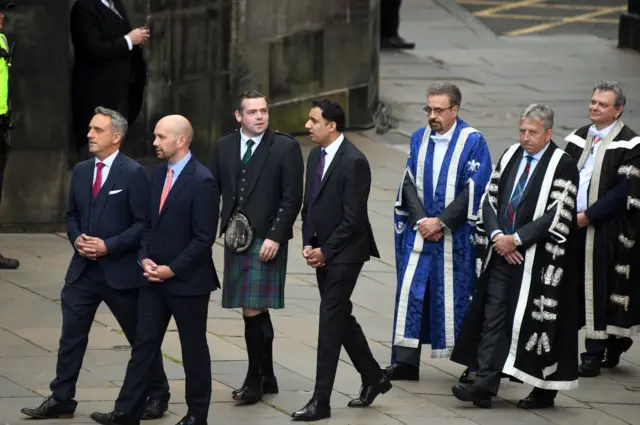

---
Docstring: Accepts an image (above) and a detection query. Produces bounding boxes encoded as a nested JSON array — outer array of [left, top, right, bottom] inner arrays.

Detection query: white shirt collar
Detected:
[[240, 129, 265, 146], [431, 121, 457, 143], [323, 133, 345, 156], [589, 120, 617, 139], [96, 150, 119, 168]]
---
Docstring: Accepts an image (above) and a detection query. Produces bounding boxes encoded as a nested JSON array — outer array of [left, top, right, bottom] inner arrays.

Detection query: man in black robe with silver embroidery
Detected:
[[564, 80, 640, 378], [451, 104, 579, 409]]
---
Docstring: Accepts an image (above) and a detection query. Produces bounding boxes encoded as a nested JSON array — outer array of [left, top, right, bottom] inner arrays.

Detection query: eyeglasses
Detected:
[[423, 105, 456, 115]]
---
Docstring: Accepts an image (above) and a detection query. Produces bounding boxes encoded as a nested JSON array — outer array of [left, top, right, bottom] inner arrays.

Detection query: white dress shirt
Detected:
[[240, 129, 265, 160], [93, 150, 120, 187], [576, 121, 617, 213], [100, 0, 133, 50], [491, 142, 550, 244], [321, 133, 345, 179], [430, 122, 457, 197]]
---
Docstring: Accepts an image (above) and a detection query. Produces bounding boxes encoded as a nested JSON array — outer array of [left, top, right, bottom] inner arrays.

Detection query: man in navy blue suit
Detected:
[[21, 107, 170, 420], [91, 115, 219, 425]]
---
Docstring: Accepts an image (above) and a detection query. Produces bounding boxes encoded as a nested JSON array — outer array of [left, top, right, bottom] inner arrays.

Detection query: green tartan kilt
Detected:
[[222, 236, 287, 309]]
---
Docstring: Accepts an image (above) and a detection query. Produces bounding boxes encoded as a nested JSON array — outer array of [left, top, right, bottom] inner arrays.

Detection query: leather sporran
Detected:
[[224, 212, 254, 253]]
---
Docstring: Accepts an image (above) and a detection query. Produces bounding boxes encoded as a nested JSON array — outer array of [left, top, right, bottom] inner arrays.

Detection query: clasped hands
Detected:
[[418, 217, 444, 242], [74, 234, 108, 260], [302, 246, 326, 268], [141, 258, 174, 283], [492, 233, 524, 265]]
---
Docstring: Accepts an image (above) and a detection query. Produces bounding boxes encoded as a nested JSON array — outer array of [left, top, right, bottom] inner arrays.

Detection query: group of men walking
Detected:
[[389, 80, 640, 409], [19, 92, 392, 424]]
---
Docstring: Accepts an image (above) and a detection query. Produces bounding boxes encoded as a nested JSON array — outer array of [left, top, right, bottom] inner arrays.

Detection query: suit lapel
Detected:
[[157, 158, 195, 223], [92, 154, 125, 226], [304, 148, 320, 208], [228, 133, 241, 194], [245, 130, 274, 197], [150, 165, 166, 228], [82, 160, 95, 227], [313, 138, 348, 204]]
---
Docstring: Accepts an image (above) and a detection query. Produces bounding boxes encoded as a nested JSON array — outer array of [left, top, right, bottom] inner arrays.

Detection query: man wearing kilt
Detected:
[[209, 90, 304, 404]]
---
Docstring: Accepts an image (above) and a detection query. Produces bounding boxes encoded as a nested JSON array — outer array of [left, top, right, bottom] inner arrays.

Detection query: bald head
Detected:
[[153, 115, 194, 163], [158, 115, 194, 144]]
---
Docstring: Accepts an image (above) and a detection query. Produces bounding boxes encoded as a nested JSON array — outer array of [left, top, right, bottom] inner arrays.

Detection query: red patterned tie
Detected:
[[92, 162, 105, 198]]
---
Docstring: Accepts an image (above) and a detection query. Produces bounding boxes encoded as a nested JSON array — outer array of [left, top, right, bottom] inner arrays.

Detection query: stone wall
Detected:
[[0, 0, 379, 230], [232, 0, 379, 133]]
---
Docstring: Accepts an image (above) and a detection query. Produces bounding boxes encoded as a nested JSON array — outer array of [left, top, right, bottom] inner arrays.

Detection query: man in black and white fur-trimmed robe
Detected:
[[450, 104, 579, 410], [564, 80, 640, 378]]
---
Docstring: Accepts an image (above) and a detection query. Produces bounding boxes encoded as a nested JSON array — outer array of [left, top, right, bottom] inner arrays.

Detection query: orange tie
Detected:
[[159, 167, 174, 212]]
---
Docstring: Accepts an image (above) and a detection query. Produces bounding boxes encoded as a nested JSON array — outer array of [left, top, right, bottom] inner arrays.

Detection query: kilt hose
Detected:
[[222, 236, 287, 309]]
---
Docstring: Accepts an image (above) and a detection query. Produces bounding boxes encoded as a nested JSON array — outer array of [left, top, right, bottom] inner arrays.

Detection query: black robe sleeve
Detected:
[[402, 173, 428, 227]]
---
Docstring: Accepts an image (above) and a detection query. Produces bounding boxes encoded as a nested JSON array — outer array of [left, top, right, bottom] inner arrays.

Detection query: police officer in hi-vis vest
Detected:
[[0, 1, 18, 270]]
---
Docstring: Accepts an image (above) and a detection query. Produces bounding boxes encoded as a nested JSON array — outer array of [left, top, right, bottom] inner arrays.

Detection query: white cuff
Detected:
[[124, 35, 133, 50], [514, 233, 522, 246], [490, 230, 503, 242]]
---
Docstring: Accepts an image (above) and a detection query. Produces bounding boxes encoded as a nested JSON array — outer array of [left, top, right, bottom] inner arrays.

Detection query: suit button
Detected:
[[276, 218, 280, 222], [271, 227, 276, 230], [240, 197, 244, 201], [279, 208, 283, 212], [242, 170, 246, 173], [241, 188, 244, 191], [233, 196, 236, 200], [242, 178, 246, 182]]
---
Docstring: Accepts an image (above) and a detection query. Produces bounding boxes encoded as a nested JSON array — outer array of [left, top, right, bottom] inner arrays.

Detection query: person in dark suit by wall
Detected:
[[380, 0, 415, 49], [70, 0, 149, 162], [90, 115, 219, 425], [20, 107, 170, 420], [291, 100, 392, 422], [209, 90, 304, 404]]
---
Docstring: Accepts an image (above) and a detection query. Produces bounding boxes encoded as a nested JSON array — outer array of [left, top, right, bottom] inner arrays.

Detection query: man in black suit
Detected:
[[91, 115, 219, 425], [70, 0, 149, 162], [209, 90, 304, 404], [291, 100, 392, 422], [20, 107, 169, 420]]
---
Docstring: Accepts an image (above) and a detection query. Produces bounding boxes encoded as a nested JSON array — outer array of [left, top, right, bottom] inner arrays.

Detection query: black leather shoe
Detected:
[[517, 394, 555, 409], [602, 337, 633, 368], [89, 411, 140, 425], [232, 381, 262, 404], [232, 376, 279, 398], [381, 36, 415, 49], [21, 395, 75, 419], [579, 358, 601, 377], [291, 399, 331, 421], [451, 383, 492, 408], [175, 416, 207, 425], [0, 254, 19, 269], [348, 375, 392, 407], [459, 368, 476, 384], [141, 396, 169, 420], [382, 363, 419, 381]]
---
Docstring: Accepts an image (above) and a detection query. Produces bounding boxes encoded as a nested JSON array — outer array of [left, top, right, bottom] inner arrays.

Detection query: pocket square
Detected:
[[109, 189, 123, 195]]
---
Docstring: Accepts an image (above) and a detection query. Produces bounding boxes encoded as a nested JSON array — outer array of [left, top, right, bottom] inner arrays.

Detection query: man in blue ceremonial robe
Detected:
[[387, 83, 493, 382]]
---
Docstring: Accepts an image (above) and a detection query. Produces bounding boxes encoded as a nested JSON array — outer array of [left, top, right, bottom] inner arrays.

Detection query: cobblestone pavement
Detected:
[[1, 0, 640, 424]]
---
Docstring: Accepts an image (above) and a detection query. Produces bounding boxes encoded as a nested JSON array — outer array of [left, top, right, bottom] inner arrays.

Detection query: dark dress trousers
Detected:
[[114, 156, 219, 420], [52, 152, 168, 409]]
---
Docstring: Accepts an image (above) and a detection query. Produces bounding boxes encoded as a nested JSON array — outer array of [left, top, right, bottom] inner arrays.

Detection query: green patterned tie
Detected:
[[242, 139, 254, 164]]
